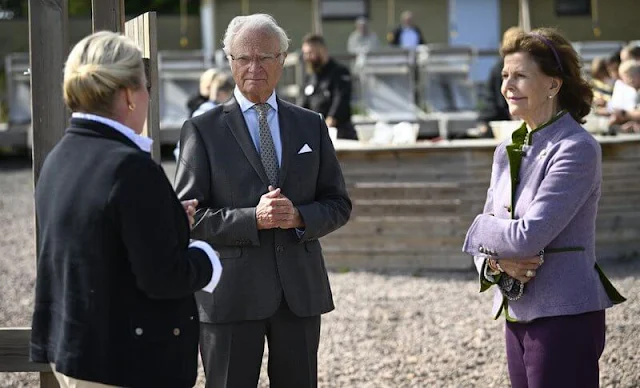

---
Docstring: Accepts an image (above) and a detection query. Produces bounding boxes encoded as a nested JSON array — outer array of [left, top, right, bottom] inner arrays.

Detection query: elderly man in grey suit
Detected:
[[174, 13, 351, 388]]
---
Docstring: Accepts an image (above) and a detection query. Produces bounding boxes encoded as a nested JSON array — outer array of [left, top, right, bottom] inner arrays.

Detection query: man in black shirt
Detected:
[[301, 34, 358, 140]]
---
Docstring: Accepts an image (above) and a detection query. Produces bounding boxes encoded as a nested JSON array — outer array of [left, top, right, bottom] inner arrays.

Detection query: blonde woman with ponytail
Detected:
[[30, 31, 222, 388]]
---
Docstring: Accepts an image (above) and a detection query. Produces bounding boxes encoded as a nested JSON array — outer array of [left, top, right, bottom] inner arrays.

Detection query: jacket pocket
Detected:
[[305, 240, 322, 253], [215, 246, 242, 259], [544, 246, 585, 254]]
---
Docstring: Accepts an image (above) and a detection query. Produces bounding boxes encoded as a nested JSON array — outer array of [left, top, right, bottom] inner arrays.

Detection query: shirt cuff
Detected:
[[483, 263, 498, 283], [189, 240, 222, 293]]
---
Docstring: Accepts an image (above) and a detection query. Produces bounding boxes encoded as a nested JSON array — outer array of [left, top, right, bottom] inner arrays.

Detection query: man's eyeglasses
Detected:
[[229, 53, 283, 67]]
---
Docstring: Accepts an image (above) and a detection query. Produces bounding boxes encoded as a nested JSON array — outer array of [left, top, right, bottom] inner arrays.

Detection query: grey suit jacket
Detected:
[[174, 97, 351, 323], [463, 113, 619, 322]]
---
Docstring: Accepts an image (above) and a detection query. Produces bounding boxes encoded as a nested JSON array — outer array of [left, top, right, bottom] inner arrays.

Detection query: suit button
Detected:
[[135, 327, 143, 336], [173, 328, 181, 336], [276, 245, 284, 253]]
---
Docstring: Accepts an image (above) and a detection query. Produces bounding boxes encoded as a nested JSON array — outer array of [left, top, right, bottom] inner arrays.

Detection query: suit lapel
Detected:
[[224, 99, 270, 185], [277, 98, 292, 188]]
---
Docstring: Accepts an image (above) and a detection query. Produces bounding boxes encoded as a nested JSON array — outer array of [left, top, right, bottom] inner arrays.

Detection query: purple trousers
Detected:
[[505, 310, 606, 388]]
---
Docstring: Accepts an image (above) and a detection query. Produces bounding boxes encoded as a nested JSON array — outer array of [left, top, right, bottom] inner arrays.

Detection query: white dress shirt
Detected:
[[608, 80, 638, 112], [233, 88, 305, 237], [233, 87, 282, 165], [72, 112, 153, 152]]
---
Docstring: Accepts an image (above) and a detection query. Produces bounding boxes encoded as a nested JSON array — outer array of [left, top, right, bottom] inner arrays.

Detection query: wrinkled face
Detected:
[[501, 52, 558, 124], [229, 28, 284, 103], [301, 42, 327, 72]]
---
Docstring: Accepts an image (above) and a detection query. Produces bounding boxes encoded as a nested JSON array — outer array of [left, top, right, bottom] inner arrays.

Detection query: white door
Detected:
[[448, 0, 500, 82]]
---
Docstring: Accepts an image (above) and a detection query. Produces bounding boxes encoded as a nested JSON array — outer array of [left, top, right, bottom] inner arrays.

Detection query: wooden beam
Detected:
[[28, 0, 69, 185], [0, 328, 50, 372], [91, 0, 125, 33], [125, 12, 161, 162]]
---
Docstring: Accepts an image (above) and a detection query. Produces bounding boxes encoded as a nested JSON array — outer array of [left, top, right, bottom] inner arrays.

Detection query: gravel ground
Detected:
[[0, 156, 638, 387]]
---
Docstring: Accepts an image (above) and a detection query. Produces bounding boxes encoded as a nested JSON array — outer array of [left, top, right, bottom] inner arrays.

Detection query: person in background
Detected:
[[620, 44, 640, 62], [347, 16, 379, 55], [473, 26, 523, 138], [174, 14, 351, 387], [175, 73, 236, 162], [192, 72, 235, 117], [606, 50, 621, 81], [302, 33, 358, 140], [608, 45, 640, 113], [463, 27, 625, 388], [30, 31, 222, 388], [387, 10, 425, 49], [590, 56, 614, 112], [186, 68, 219, 117], [609, 59, 640, 132]]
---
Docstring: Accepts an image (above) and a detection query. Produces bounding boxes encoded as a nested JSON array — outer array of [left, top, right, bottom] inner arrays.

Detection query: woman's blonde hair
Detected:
[[64, 31, 144, 116]]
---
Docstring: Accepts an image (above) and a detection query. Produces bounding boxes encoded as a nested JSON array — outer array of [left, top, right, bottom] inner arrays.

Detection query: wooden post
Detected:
[[28, 0, 69, 184], [311, 0, 322, 34], [91, 0, 125, 32], [27, 2, 68, 386], [387, 0, 396, 28], [200, 0, 216, 65], [519, 0, 531, 32], [125, 12, 161, 162]]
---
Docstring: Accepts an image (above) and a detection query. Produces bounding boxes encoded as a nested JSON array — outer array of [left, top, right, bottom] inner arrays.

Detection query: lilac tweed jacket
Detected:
[[462, 112, 623, 322]]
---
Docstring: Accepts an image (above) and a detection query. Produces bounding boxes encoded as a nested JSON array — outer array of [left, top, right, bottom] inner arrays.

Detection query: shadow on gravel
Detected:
[[598, 256, 640, 278], [328, 267, 478, 282], [0, 153, 31, 171], [329, 256, 640, 281]]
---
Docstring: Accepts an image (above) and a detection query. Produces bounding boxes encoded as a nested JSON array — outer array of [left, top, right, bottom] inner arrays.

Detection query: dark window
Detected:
[[321, 0, 369, 20], [555, 0, 591, 16]]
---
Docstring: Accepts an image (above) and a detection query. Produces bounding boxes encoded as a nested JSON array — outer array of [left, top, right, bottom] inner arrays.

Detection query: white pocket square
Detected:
[[298, 144, 312, 154]]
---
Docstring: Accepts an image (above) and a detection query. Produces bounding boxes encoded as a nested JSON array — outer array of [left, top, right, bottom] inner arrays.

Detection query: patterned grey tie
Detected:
[[254, 103, 279, 186]]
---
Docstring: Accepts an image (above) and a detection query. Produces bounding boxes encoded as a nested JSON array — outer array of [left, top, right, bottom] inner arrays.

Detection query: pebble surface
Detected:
[[1, 159, 637, 387]]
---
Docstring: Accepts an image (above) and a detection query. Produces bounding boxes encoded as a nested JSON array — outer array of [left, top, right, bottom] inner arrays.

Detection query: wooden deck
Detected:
[[320, 135, 640, 270]]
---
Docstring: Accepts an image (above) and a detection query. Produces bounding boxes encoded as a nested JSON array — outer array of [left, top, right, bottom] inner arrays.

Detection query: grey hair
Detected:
[[222, 14, 290, 55]]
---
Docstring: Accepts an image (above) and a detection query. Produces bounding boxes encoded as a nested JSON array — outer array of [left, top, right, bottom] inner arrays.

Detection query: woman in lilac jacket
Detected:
[[463, 28, 625, 388]]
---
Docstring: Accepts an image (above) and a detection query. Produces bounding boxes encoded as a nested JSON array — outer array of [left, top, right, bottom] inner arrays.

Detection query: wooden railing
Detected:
[[0, 328, 58, 387]]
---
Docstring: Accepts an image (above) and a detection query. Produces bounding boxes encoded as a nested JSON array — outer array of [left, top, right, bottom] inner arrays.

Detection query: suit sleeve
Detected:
[[416, 27, 426, 45], [462, 139, 600, 259], [296, 115, 352, 241], [174, 119, 260, 247], [327, 67, 352, 120], [111, 154, 214, 299]]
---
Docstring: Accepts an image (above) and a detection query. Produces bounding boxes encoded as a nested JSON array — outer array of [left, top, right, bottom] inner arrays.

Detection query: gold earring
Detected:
[[128, 104, 135, 111]]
